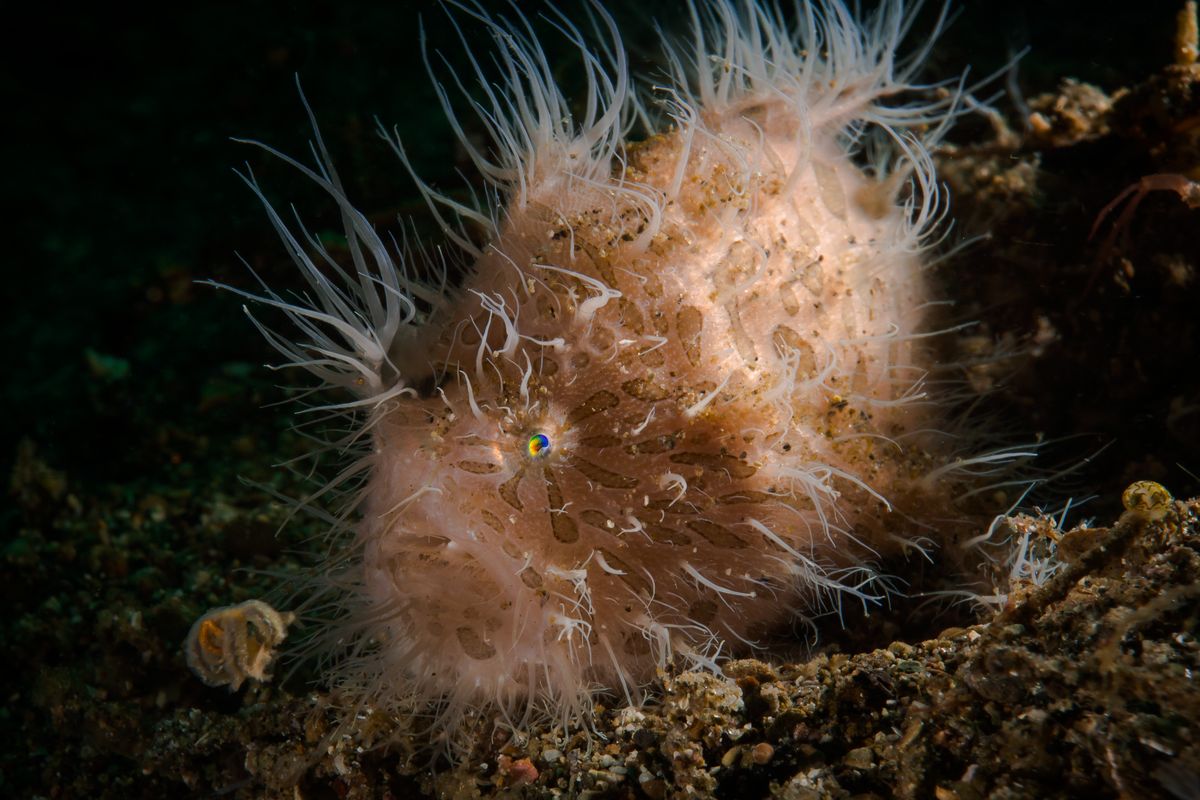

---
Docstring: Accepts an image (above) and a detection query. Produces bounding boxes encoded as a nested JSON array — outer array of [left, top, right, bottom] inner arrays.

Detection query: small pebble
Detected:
[[1122, 480, 1173, 516], [508, 757, 538, 787], [844, 746, 874, 769]]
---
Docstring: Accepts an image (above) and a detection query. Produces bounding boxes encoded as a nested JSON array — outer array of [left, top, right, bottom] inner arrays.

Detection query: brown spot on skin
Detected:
[[520, 567, 544, 589], [456, 626, 497, 660], [677, 305, 703, 367], [771, 324, 817, 377], [686, 519, 747, 548], [545, 470, 580, 543], [725, 302, 759, 365], [644, 523, 692, 545], [499, 536, 523, 559], [409, 535, 453, 550], [639, 346, 666, 368], [625, 432, 679, 455], [643, 273, 664, 300], [670, 451, 758, 479], [645, 496, 706, 514], [567, 390, 620, 425], [599, 549, 649, 594], [813, 160, 847, 219], [780, 279, 802, 316], [798, 257, 824, 296], [572, 459, 639, 489], [618, 297, 645, 335], [456, 460, 502, 474], [500, 468, 525, 511], [550, 513, 580, 544], [622, 376, 673, 402], [480, 509, 505, 533], [576, 237, 618, 288]]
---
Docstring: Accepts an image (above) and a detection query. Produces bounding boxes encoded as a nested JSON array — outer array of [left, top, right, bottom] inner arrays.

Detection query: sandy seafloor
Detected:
[[3, 1, 1199, 798]]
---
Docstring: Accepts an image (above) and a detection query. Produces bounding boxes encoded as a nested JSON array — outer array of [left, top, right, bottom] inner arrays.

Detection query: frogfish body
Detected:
[[229, 0, 991, 742]]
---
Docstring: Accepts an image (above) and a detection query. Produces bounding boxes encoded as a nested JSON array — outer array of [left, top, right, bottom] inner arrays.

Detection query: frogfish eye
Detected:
[[526, 433, 551, 459]]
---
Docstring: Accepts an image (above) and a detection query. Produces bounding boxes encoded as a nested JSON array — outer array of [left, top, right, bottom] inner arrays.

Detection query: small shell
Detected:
[[184, 599, 294, 690], [1121, 480, 1174, 519]]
